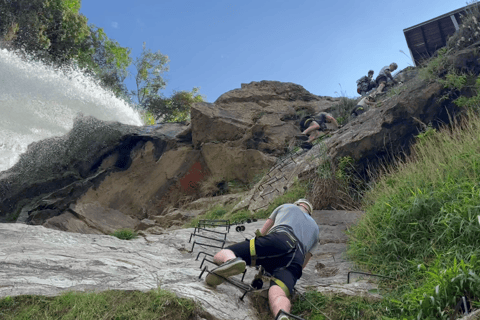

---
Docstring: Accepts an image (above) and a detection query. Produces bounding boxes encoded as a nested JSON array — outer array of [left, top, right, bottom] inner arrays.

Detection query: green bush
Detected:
[[0, 289, 199, 320], [111, 228, 138, 240], [291, 290, 384, 320], [331, 97, 358, 125], [347, 112, 480, 318], [388, 256, 480, 319]]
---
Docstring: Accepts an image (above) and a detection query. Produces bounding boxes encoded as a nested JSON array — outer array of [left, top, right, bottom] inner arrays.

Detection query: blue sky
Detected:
[[80, 0, 466, 103]]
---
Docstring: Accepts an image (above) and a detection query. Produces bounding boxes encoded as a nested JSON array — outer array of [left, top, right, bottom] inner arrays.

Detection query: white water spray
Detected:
[[0, 49, 143, 172]]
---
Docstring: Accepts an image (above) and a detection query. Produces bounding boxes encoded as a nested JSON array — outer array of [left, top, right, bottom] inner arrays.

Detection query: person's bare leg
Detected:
[[213, 249, 236, 265], [269, 285, 291, 317], [307, 130, 321, 143], [376, 82, 386, 94]]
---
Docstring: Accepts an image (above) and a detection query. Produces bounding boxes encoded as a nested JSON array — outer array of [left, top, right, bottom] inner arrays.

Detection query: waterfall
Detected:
[[0, 49, 143, 172]]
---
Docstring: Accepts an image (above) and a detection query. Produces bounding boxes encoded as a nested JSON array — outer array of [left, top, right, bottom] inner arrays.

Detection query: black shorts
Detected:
[[226, 233, 304, 295], [376, 75, 387, 85], [352, 105, 365, 116]]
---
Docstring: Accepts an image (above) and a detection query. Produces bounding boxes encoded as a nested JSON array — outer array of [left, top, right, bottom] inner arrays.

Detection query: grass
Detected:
[[291, 291, 384, 320], [0, 289, 200, 320], [188, 178, 309, 227], [331, 97, 357, 125], [252, 178, 309, 219], [345, 112, 480, 319], [110, 228, 138, 240]]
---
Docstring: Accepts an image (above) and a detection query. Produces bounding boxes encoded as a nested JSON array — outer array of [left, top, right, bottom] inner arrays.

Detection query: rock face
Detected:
[[0, 210, 369, 320], [0, 116, 208, 232], [327, 77, 461, 175], [191, 81, 342, 155], [0, 81, 342, 233], [0, 63, 470, 233]]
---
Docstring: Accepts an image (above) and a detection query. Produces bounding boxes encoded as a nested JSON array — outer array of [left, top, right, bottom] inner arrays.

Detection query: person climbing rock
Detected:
[[205, 199, 320, 320], [351, 94, 375, 118], [356, 70, 376, 96], [296, 112, 339, 149], [375, 62, 398, 94]]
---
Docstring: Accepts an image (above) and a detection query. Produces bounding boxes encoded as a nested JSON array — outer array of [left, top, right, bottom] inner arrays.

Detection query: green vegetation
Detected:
[[0, 289, 200, 320], [190, 178, 309, 227], [344, 112, 480, 319], [111, 228, 138, 240], [291, 291, 383, 320], [418, 2, 480, 111], [0, 0, 204, 123], [253, 178, 309, 219], [331, 97, 357, 125], [131, 42, 170, 107]]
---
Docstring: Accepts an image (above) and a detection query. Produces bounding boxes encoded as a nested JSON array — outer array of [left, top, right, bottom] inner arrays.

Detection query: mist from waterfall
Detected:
[[0, 49, 143, 172]]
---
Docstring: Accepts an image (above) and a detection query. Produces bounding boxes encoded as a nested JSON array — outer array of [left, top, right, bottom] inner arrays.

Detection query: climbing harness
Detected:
[[249, 231, 299, 270]]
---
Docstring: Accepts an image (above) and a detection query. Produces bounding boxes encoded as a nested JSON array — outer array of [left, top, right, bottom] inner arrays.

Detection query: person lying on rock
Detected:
[[296, 112, 339, 149], [356, 69, 376, 96], [351, 94, 376, 118], [375, 62, 398, 94], [205, 199, 320, 320]]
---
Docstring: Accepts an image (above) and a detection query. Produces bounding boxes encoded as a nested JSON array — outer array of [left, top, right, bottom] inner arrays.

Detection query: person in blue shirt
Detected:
[[205, 199, 320, 320]]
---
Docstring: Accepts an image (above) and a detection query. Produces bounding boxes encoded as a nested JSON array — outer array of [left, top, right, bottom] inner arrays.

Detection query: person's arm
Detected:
[[302, 121, 320, 135], [259, 218, 274, 236], [302, 252, 312, 269], [385, 69, 397, 83], [365, 100, 375, 106]]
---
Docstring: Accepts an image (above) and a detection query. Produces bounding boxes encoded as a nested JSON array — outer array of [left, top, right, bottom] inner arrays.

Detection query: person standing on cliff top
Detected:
[[205, 199, 320, 320]]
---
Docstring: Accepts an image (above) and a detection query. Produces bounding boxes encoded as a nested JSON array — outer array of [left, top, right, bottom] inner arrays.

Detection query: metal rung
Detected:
[[347, 271, 395, 284], [260, 188, 279, 199], [195, 251, 214, 261], [190, 233, 226, 244], [189, 227, 228, 243], [200, 257, 216, 269], [190, 240, 226, 252]]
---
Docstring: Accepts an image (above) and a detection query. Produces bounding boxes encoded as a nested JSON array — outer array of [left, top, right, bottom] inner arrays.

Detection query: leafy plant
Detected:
[[331, 97, 358, 125], [111, 228, 138, 240], [347, 112, 480, 318], [291, 290, 384, 320], [0, 289, 199, 320]]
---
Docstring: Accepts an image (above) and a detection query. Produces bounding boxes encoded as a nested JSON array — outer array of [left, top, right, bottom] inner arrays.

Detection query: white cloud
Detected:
[[111, 22, 119, 29]]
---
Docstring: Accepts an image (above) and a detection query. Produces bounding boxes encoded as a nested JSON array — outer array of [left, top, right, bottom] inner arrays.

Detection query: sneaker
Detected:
[[205, 257, 246, 287], [300, 141, 313, 150], [275, 311, 291, 320], [295, 134, 309, 141]]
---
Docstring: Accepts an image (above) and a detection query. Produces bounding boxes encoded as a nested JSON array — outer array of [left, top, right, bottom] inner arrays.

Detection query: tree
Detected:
[[0, 0, 90, 64], [77, 26, 132, 98], [0, 0, 132, 98], [131, 42, 169, 107], [145, 87, 205, 123]]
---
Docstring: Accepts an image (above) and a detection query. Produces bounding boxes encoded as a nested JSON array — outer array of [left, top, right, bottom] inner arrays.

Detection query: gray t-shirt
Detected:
[[267, 204, 320, 255], [377, 66, 394, 82]]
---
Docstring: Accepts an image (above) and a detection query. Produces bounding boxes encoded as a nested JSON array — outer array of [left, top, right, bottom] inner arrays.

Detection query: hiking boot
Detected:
[[205, 257, 246, 287], [275, 310, 293, 320], [300, 141, 313, 150], [295, 134, 308, 141]]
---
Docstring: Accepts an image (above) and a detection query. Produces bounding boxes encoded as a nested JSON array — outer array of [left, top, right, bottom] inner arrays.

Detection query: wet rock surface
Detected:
[[0, 210, 374, 320]]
